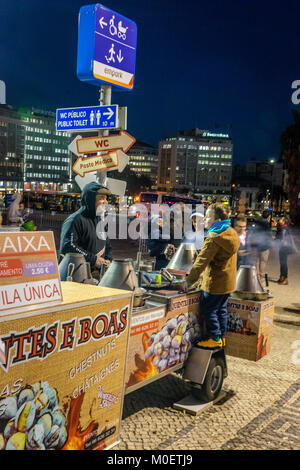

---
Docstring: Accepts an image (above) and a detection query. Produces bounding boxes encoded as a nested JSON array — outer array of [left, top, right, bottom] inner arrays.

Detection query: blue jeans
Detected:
[[201, 291, 230, 340], [279, 247, 289, 278]]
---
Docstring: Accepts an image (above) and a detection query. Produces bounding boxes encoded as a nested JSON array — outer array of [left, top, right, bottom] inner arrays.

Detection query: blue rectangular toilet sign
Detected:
[[56, 104, 118, 131]]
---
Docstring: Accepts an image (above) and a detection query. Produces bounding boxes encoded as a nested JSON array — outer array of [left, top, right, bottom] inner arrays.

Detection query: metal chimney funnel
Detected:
[[166, 242, 197, 273], [235, 265, 269, 300], [99, 259, 139, 291]]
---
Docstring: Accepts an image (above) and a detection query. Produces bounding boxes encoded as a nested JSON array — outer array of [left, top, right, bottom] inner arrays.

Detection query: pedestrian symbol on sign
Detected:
[[105, 44, 116, 63]]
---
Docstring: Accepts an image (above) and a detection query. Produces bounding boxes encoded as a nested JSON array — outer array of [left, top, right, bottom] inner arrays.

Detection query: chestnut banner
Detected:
[[0, 289, 131, 451], [125, 292, 203, 392]]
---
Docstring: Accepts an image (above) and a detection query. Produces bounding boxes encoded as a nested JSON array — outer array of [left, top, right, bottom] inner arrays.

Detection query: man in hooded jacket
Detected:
[[180, 203, 240, 349], [59, 182, 112, 271]]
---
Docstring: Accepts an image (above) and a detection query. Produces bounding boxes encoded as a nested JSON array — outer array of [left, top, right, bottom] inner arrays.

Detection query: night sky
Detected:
[[1, 0, 300, 164]]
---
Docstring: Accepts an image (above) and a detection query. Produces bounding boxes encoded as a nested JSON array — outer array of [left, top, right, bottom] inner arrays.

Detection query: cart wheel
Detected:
[[191, 356, 225, 403]]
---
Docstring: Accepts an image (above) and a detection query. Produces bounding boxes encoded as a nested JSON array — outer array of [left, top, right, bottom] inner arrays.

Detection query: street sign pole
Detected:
[[75, 4, 137, 194], [97, 85, 112, 187]]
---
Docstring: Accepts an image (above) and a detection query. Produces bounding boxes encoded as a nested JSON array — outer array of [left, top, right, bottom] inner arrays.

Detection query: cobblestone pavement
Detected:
[[33, 215, 300, 450], [222, 380, 299, 450], [115, 323, 299, 450], [109, 238, 300, 450]]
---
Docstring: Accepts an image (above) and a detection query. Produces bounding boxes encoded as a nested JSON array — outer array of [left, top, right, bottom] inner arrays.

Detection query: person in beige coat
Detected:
[[180, 203, 240, 349]]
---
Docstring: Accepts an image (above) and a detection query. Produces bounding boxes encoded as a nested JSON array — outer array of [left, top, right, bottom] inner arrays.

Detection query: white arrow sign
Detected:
[[99, 17, 107, 29], [117, 50, 124, 63], [72, 151, 120, 177], [106, 177, 127, 197], [75, 130, 135, 155], [103, 107, 114, 120], [117, 150, 129, 173], [72, 149, 129, 177], [75, 172, 97, 191], [68, 135, 82, 157], [75, 173, 126, 196]]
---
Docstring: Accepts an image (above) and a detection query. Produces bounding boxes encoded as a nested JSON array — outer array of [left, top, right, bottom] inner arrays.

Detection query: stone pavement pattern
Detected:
[[263, 238, 300, 325], [36, 213, 300, 449], [115, 323, 299, 450], [111, 235, 300, 450]]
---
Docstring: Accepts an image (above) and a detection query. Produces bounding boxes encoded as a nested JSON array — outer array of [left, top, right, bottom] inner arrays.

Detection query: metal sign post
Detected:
[[74, 3, 137, 194], [97, 85, 112, 186]]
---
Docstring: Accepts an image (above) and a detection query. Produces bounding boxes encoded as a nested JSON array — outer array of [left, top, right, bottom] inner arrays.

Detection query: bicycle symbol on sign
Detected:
[[109, 15, 128, 40]]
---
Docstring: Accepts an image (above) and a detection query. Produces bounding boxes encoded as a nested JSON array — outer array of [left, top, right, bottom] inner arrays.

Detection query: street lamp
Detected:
[[231, 184, 236, 208], [269, 159, 275, 226]]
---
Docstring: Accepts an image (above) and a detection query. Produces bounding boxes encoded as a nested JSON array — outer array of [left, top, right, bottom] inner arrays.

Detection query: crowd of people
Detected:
[[1, 187, 298, 289], [233, 210, 298, 286], [0, 183, 298, 352], [138, 202, 298, 349], [144, 202, 298, 288], [59, 189, 299, 351]]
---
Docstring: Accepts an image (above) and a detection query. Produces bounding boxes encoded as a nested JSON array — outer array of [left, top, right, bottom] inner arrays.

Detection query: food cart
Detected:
[[0, 231, 133, 451], [0, 281, 133, 451], [99, 252, 275, 403], [123, 285, 274, 402], [125, 290, 205, 392], [0, 232, 275, 451], [99, 257, 229, 403], [125, 286, 231, 403]]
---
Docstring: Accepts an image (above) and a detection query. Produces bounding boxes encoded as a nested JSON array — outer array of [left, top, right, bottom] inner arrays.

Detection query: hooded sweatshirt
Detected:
[[186, 224, 240, 294], [59, 182, 112, 269]]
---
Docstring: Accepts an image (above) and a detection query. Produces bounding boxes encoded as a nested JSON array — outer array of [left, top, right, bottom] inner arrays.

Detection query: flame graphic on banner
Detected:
[[256, 334, 267, 360], [126, 333, 162, 387], [62, 393, 106, 450]]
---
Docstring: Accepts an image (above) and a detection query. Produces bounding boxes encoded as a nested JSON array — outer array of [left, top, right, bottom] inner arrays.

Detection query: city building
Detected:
[[232, 158, 286, 211], [0, 104, 72, 194], [0, 80, 5, 105], [21, 107, 71, 192], [231, 182, 261, 211], [157, 128, 233, 195], [127, 140, 158, 188], [0, 105, 25, 191], [246, 158, 284, 186]]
